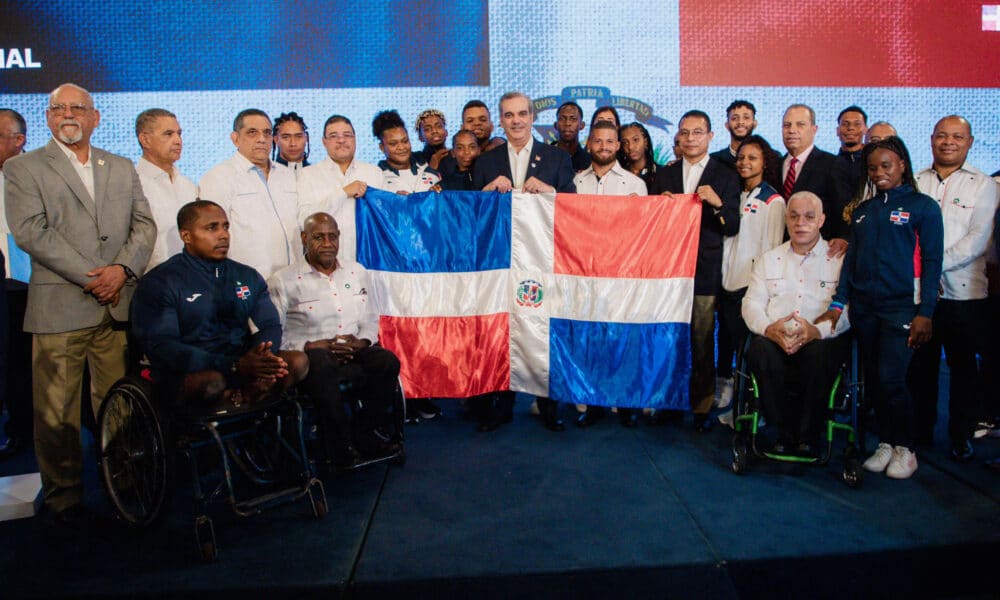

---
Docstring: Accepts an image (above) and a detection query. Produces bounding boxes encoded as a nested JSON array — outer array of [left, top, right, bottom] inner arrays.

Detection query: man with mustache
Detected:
[[199, 109, 299, 280], [4, 83, 156, 525], [134, 108, 198, 271], [269, 212, 400, 468]]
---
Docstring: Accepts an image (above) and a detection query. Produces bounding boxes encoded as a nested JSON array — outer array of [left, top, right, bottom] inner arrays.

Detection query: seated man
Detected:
[[132, 200, 307, 409], [741, 191, 850, 455], [269, 212, 401, 468]]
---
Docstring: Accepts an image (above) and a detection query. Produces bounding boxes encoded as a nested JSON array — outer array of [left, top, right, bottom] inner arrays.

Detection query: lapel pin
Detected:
[[97, 159, 105, 166]]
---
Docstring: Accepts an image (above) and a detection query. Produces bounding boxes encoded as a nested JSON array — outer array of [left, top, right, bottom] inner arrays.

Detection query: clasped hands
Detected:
[[764, 313, 821, 355], [304, 334, 369, 364], [83, 264, 127, 306]]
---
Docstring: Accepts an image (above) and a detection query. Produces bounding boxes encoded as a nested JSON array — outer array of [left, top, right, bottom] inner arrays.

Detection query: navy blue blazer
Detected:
[[786, 147, 852, 240], [650, 157, 741, 296], [472, 138, 576, 193]]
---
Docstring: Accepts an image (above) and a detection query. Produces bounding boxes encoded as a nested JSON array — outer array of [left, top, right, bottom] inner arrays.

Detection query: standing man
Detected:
[[650, 109, 741, 431], [200, 109, 299, 280], [272, 112, 310, 174], [412, 109, 450, 171], [4, 83, 156, 522], [0, 108, 27, 457], [911, 116, 999, 460], [835, 106, 868, 195], [134, 108, 198, 271], [461, 100, 504, 153], [551, 101, 591, 172], [573, 120, 647, 428], [710, 100, 782, 190], [298, 115, 383, 262], [781, 104, 852, 244], [471, 91, 576, 432]]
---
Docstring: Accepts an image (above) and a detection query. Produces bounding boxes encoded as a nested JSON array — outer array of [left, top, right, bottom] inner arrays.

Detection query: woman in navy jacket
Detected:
[[816, 137, 944, 479]]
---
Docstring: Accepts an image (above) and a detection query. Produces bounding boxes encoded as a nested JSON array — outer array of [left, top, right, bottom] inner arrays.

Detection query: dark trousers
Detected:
[[910, 298, 988, 444], [690, 295, 717, 415], [469, 390, 515, 421], [717, 288, 748, 379], [853, 305, 917, 448], [746, 334, 848, 442], [301, 346, 400, 454]]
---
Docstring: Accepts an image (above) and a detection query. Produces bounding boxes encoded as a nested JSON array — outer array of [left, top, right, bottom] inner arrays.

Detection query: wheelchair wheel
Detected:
[[98, 376, 171, 527], [731, 434, 750, 474]]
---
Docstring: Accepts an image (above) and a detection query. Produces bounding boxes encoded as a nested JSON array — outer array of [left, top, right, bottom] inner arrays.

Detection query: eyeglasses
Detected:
[[48, 103, 93, 116], [324, 132, 356, 140], [677, 129, 708, 139], [242, 128, 273, 139]]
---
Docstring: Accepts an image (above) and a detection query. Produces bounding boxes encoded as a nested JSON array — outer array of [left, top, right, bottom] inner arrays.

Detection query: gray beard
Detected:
[[57, 122, 83, 145]]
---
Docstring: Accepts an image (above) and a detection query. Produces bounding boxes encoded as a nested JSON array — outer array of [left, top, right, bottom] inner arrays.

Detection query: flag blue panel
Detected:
[[356, 189, 512, 273], [548, 319, 691, 410]]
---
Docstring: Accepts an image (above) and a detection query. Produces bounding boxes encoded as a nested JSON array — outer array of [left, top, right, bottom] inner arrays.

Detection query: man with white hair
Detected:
[[4, 83, 156, 523], [741, 191, 849, 456]]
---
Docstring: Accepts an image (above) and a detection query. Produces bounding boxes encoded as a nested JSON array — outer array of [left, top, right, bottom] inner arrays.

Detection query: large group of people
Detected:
[[1, 82, 998, 526]]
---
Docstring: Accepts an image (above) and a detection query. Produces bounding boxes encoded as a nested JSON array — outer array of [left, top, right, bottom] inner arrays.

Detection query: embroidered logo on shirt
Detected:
[[743, 202, 759, 214], [889, 210, 910, 224], [236, 285, 251, 300], [185, 293, 203, 302]]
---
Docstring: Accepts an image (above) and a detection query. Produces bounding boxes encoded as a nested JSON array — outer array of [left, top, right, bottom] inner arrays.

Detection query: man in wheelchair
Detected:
[[268, 212, 401, 469], [131, 200, 308, 409], [741, 191, 850, 456]]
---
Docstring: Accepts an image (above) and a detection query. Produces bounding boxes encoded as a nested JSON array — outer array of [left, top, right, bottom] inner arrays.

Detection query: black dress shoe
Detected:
[[576, 406, 605, 428], [619, 409, 640, 428], [543, 415, 565, 432], [950, 439, 974, 462], [0, 434, 21, 458], [477, 409, 512, 432], [648, 409, 683, 426], [693, 414, 713, 433]]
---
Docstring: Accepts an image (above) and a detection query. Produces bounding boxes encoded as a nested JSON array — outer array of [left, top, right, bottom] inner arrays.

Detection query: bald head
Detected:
[[786, 191, 825, 252], [931, 115, 973, 172], [865, 121, 896, 144], [302, 212, 341, 271]]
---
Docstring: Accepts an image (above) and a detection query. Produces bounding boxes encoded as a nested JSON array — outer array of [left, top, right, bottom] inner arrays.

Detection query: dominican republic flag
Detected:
[[356, 189, 700, 410]]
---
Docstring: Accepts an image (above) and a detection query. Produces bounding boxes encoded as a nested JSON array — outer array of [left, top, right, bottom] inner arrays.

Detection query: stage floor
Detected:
[[1, 396, 998, 599]]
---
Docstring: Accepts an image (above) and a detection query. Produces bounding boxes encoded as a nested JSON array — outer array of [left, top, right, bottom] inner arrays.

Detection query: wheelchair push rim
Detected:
[[97, 376, 170, 527]]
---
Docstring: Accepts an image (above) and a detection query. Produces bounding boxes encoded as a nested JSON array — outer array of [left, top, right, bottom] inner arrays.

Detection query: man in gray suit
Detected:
[[3, 83, 155, 523]]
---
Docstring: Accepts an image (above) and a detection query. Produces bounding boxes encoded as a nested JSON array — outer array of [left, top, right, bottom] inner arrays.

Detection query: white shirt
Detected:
[[782, 145, 815, 183], [681, 154, 709, 194], [268, 259, 379, 351], [378, 160, 440, 194], [298, 157, 384, 262], [722, 184, 786, 291], [199, 152, 299, 280], [573, 162, 648, 196], [742, 239, 849, 339], [915, 164, 999, 300], [54, 137, 95, 203], [507, 137, 534, 190], [136, 157, 198, 272]]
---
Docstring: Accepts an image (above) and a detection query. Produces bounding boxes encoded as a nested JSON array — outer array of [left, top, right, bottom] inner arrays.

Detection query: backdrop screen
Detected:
[[1, 0, 998, 180]]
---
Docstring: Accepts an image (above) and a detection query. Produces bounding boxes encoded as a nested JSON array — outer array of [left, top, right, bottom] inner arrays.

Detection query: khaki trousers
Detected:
[[32, 313, 126, 512]]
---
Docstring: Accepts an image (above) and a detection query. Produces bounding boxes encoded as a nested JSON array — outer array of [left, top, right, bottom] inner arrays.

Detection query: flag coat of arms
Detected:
[[356, 189, 701, 410]]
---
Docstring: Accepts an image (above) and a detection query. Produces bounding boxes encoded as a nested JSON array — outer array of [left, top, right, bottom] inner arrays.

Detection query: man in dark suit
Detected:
[[780, 104, 852, 246], [471, 91, 575, 433], [650, 110, 741, 432], [4, 83, 156, 523]]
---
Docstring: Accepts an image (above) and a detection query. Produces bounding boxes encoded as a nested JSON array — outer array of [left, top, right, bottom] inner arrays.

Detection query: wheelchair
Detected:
[[729, 335, 866, 487], [96, 371, 327, 561], [297, 374, 408, 472]]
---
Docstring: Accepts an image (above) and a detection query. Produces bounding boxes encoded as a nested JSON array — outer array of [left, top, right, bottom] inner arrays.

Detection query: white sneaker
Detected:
[[886, 446, 918, 479], [863, 443, 894, 473], [714, 377, 734, 409]]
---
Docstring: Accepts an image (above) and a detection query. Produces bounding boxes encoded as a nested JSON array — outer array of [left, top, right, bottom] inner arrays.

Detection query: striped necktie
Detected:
[[783, 156, 799, 199]]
